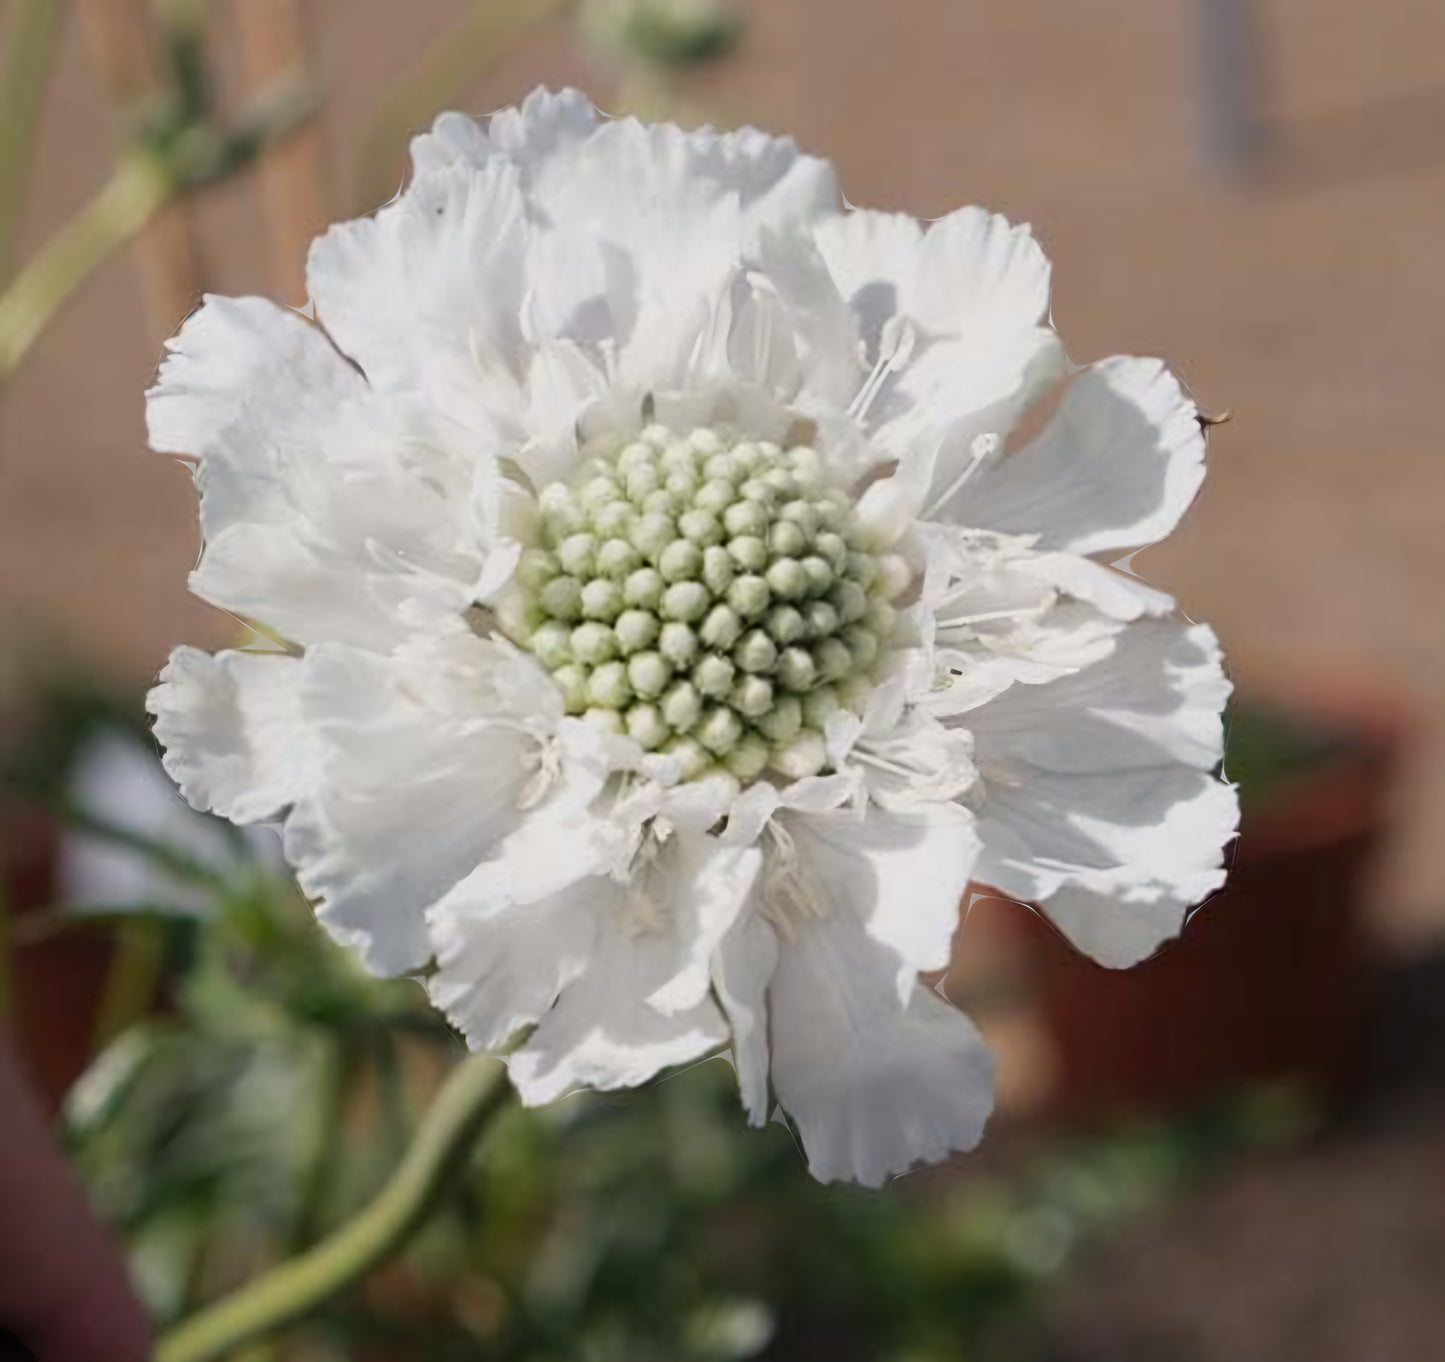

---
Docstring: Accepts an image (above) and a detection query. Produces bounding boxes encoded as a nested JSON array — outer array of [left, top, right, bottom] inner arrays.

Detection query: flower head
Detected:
[[147, 89, 1238, 1185]]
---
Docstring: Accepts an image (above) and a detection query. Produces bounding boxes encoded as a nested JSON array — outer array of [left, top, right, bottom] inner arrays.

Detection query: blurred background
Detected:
[[4, 1, 1445, 1358]]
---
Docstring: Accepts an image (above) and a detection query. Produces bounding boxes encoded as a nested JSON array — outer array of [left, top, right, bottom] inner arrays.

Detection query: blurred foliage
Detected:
[[0, 679, 1330, 1359], [581, 0, 742, 70], [1223, 700, 1360, 814]]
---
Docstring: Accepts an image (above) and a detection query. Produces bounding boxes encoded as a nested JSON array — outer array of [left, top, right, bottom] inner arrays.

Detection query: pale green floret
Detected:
[[663, 735, 712, 781], [801, 685, 841, 730], [659, 621, 699, 668], [866, 598, 898, 638], [693, 654, 735, 699], [659, 538, 703, 583], [780, 500, 820, 538], [678, 508, 723, 547], [768, 519, 807, 559], [843, 624, 879, 669], [627, 652, 671, 700], [695, 478, 736, 513], [583, 708, 625, 736], [594, 501, 637, 539], [765, 604, 806, 645], [804, 600, 839, 639], [597, 538, 642, 580], [580, 579, 623, 621], [588, 661, 632, 709], [627, 703, 669, 750], [516, 548, 560, 592], [552, 663, 589, 714], [813, 638, 853, 683], [689, 427, 724, 456], [624, 566, 664, 610], [632, 512, 676, 562], [665, 471, 699, 500], [728, 574, 770, 619], [724, 499, 769, 538], [540, 575, 583, 621], [777, 647, 817, 692], [617, 441, 655, 475], [845, 551, 878, 588], [615, 609, 660, 655], [661, 680, 703, 731], [765, 558, 806, 600], [662, 581, 710, 623], [731, 675, 774, 718], [697, 706, 743, 756], [756, 695, 802, 743], [726, 732, 771, 781], [581, 475, 622, 510], [530, 620, 572, 670], [571, 621, 619, 665], [829, 579, 869, 624], [702, 545, 735, 595], [734, 629, 778, 674], [772, 729, 827, 780], [727, 536, 768, 572], [700, 603, 743, 651], [558, 533, 597, 578], [800, 556, 834, 597], [626, 464, 661, 502], [837, 674, 873, 712], [814, 531, 848, 569], [518, 424, 897, 784]]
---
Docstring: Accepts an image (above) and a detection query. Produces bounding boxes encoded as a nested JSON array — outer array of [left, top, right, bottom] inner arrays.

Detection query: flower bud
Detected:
[[777, 646, 817, 692], [588, 660, 633, 708], [765, 604, 805, 645], [693, 654, 736, 699], [558, 532, 597, 577], [626, 703, 669, 750], [552, 663, 589, 713], [726, 732, 771, 781], [734, 628, 778, 674], [626, 651, 671, 700], [765, 557, 806, 600], [624, 566, 664, 609], [727, 536, 768, 572], [580, 578, 623, 621], [696, 705, 743, 756], [659, 621, 700, 667], [662, 580, 710, 622], [597, 538, 642, 580], [540, 575, 584, 621], [756, 694, 802, 743], [571, 621, 619, 664], [702, 545, 736, 595], [772, 729, 827, 779], [530, 620, 572, 670], [731, 675, 774, 718], [727, 574, 771, 619], [659, 538, 703, 583], [615, 609, 660, 654], [661, 680, 703, 731]]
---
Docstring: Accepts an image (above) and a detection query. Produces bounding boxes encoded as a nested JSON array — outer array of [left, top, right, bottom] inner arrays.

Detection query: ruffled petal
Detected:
[[943, 356, 1206, 555], [765, 902, 995, 1186], [781, 801, 980, 995], [147, 646, 313, 825], [307, 158, 529, 394], [281, 635, 560, 974], [409, 88, 599, 178], [506, 875, 731, 1104], [711, 911, 779, 1124], [967, 618, 1239, 966]]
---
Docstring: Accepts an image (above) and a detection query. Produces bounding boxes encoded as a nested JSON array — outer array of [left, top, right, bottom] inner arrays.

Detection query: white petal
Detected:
[[409, 88, 598, 178], [767, 905, 995, 1186], [967, 619, 1239, 965], [428, 871, 601, 1052], [784, 801, 980, 994], [307, 158, 529, 392], [901, 206, 1052, 334], [506, 882, 730, 1105], [147, 646, 312, 825], [945, 356, 1206, 555], [281, 636, 556, 974], [711, 912, 779, 1123]]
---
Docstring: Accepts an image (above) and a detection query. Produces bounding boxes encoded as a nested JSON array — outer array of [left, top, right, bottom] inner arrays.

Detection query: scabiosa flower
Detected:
[[147, 88, 1238, 1185]]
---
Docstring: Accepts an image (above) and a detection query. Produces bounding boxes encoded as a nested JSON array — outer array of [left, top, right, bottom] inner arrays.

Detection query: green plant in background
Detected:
[[0, 680, 1317, 1361]]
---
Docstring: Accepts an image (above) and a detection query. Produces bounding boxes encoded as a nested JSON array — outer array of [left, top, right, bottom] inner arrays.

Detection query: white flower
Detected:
[[147, 89, 1238, 1185]]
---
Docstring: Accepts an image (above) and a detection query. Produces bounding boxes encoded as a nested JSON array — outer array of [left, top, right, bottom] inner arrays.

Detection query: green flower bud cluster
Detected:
[[512, 424, 911, 784]]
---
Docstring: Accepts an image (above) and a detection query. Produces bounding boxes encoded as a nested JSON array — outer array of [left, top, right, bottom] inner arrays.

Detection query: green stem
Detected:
[[0, 0, 69, 281], [92, 917, 167, 1049], [0, 149, 172, 380], [155, 1052, 511, 1362]]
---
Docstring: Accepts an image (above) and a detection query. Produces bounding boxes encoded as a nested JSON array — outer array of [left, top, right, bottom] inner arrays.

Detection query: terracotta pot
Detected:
[[955, 674, 1411, 1125]]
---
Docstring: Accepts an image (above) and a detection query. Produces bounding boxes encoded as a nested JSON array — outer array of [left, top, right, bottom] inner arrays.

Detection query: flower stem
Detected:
[[154, 1051, 511, 1362], [0, 0, 69, 282], [0, 149, 172, 381]]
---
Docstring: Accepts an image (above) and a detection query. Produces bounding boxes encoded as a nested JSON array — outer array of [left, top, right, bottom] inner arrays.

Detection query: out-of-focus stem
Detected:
[[0, 0, 69, 282], [0, 150, 172, 380], [351, 0, 571, 215], [155, 1052, 511, 1362], [91, 917, 167, 1049]]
